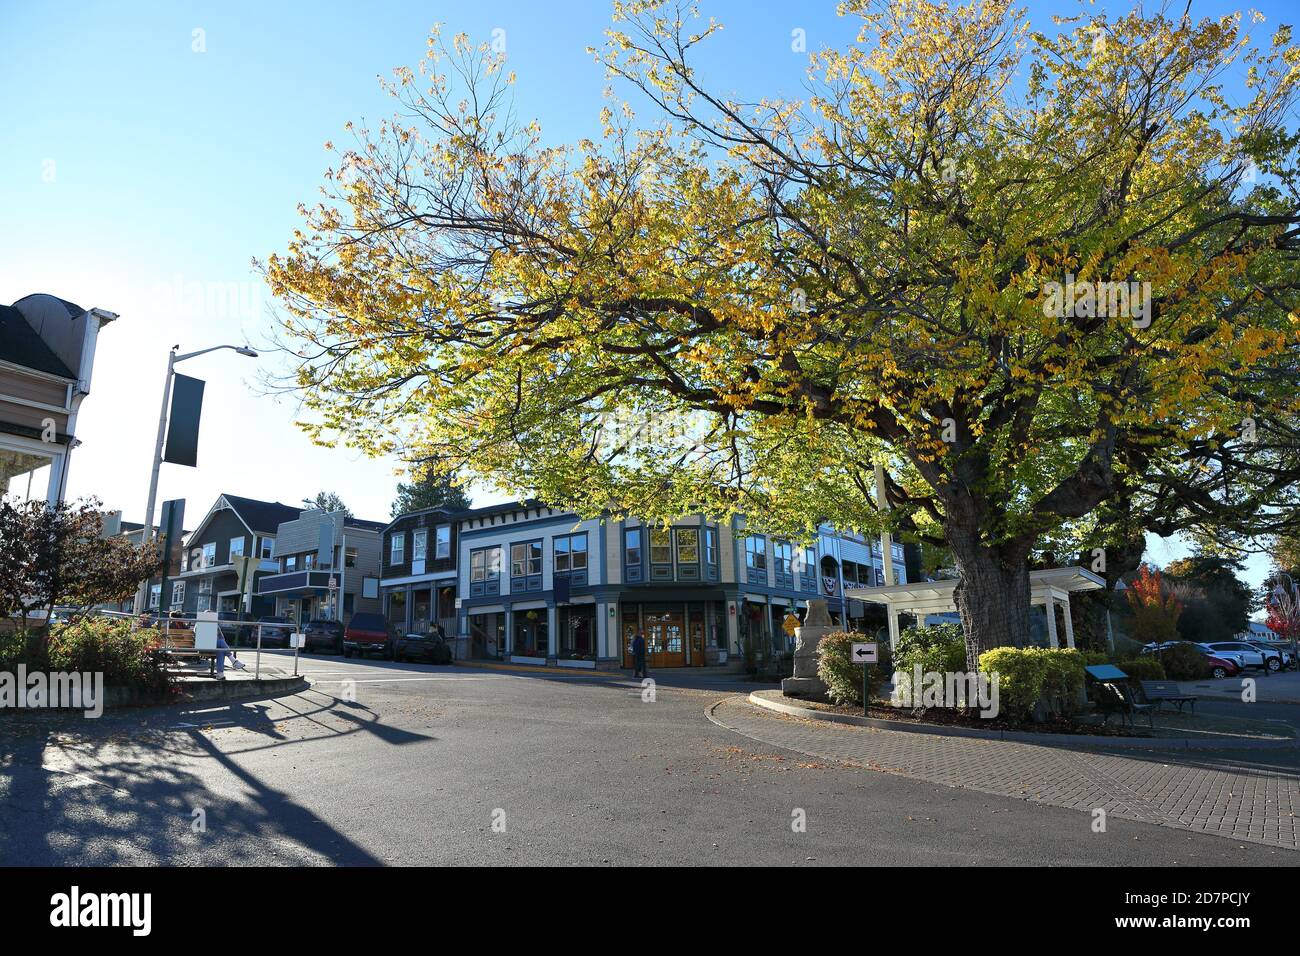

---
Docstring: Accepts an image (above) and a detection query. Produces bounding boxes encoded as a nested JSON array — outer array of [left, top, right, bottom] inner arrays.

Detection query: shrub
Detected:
[[816, 631, 885, 705], [890, 622, 967, 707], [893, 622, 965, 674], [1039, 648, 1085, 713], [977, 647, 1049, 719], [977, 647, 1084, 719], [1158, 642, 1208, 681], [43, 617, 170, 693], [1112, 657, 1166, 681]]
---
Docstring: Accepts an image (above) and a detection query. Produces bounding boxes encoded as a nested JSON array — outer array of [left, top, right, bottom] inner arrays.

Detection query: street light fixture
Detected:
[[134, 343, 258, 612]]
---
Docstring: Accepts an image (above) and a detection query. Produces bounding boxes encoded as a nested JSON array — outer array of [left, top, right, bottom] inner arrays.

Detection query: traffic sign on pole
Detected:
[[851, 642, 878, 664]]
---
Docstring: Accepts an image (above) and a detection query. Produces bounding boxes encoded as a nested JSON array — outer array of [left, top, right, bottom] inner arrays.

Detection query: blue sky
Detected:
[[0, 0, 1286, 596]]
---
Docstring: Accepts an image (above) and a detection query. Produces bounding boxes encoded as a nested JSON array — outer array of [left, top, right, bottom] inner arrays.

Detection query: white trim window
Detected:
[[470, 547, 501, 582], [413, 528, 428, 562], [171, 581, 185, 608], [201, 542, 216, 569], [230, 536, 245, 559], [148, 584, 161, 609], [435, 524, 451, 560], [391, 532, 405, 564]]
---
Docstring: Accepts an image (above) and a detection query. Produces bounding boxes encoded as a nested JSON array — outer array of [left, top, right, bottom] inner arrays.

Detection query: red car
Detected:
[[343, 612, 396, 659], [1203, 654, 1241, 679]]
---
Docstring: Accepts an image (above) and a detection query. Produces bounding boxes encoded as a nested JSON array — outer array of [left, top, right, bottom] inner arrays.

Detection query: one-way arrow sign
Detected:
[[851, 642, 878, 664]]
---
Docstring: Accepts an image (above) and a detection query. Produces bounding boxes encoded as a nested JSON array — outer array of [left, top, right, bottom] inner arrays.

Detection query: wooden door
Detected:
[[645, 610, 685, 667]]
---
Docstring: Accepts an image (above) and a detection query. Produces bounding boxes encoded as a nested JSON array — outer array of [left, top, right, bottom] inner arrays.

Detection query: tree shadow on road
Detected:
[[0, 690, 399, 866]]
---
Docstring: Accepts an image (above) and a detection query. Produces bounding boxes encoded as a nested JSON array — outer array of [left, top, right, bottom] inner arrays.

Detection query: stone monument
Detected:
[[781, 599, 833, 698]]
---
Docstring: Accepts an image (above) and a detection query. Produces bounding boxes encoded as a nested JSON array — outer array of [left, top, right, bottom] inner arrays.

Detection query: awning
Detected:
[[843, 566, 1105, 650]]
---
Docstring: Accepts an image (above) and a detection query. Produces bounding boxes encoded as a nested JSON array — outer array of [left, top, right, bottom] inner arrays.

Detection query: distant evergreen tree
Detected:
[[391, 470, 472, 518], [303, 491, 351, 516]]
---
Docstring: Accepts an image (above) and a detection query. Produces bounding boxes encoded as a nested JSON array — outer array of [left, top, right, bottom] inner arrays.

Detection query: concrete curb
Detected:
[[176, 676, 308, 703], [97, 676, 309, 709], [746, 692, 1300, 751]]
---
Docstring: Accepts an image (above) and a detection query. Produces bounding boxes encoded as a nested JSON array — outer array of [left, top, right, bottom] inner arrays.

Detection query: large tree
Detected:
[[266, 0, 1300, 666], [1163, 553, 1255, 643]]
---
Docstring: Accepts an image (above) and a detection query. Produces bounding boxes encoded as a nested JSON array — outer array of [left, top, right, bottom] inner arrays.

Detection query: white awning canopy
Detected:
[[843, 566, 1105, 651]]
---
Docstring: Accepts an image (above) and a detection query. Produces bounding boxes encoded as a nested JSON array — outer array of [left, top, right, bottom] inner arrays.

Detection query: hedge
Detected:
[[978, 646, 1085, 720]]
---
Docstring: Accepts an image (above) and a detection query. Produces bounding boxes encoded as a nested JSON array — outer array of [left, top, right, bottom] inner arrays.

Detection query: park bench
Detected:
[[1090, 679, 1155, 729], [1138, 680, 1198, 714], [153, 625, 222, 678]]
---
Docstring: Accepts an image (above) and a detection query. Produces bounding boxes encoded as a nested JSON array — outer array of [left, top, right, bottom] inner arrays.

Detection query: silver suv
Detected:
[[1202, 641, 1283, 672]]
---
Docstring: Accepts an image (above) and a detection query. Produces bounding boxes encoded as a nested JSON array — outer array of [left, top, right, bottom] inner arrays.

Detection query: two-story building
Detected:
[[444, 501, 907, 670], [1, 293, 115, 504], [174, 494, 301, 617], [257, 508, 385, 625], [379, 506, 461, 646]]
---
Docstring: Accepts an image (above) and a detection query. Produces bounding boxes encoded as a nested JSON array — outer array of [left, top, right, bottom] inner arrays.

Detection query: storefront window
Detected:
[[514, 611, 548, 656], [388, 591, 407, 629], [558, 605, 596, 659]]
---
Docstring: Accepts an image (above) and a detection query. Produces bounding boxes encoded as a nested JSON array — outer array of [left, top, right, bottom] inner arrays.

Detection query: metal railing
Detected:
[[101, 608, 304, 679]]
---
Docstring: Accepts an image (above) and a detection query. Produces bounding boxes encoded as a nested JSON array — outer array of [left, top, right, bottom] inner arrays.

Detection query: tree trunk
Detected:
[[947, 530, 1033, 670]]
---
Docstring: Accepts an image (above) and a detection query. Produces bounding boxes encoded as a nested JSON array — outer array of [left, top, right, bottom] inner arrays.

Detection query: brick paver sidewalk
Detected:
[[708, 696, 1300, 850]]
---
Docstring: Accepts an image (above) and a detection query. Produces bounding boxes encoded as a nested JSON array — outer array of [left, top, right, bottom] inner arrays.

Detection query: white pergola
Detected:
[[844, 566, 1106, 651]]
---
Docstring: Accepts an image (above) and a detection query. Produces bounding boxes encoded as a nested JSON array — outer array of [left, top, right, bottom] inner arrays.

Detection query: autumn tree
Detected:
[[1124, 564, 1183, 645], [1264, 578, 1300, 642], [266, 0, 1300, 666], [0, 498, 160, 645]]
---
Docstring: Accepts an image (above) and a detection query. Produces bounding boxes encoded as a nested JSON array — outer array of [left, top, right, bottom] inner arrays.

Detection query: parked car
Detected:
[[1245, 641, 1294, 669], [217, 610, 252, 645], [303, 619, 345, 655], [1202, 641, 1282, 672], [1139, 640, 1196, 656], [252, 615, 294, 648], [1202, 654, 1242, 679], [393, 631, 452, 664], [343, 612, 396, 658]]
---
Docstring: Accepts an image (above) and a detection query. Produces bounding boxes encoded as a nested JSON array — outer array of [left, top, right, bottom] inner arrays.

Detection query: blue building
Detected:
[[380, 500, 905, 669]]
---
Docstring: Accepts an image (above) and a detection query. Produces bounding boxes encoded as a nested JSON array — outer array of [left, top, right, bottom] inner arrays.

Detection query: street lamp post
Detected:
[[135, 343, 258, 613]]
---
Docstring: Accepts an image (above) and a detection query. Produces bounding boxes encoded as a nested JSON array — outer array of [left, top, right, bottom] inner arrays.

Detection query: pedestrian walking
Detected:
[[632, 631, 648, 679]]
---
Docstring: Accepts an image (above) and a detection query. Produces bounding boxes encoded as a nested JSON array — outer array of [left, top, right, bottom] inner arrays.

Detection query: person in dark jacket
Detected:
[[632, 631, 648, 679]]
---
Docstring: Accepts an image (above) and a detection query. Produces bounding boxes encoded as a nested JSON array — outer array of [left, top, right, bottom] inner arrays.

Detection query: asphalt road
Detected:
[[1, 653, 1296, 866]]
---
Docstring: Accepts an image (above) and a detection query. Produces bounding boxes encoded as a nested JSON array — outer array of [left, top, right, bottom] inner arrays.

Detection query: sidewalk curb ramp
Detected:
[[745, 691, 1300, 751]]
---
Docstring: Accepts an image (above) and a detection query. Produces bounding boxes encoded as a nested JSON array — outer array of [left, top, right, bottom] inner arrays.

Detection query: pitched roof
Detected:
[[0, 303, 76, 378], [221, 494, 303, 534], [344, 516, 389, 532]]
